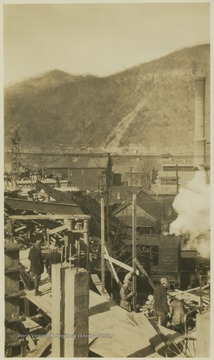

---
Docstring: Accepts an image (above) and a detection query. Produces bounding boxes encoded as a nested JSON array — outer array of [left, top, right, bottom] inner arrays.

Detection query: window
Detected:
[[161, 177, 177, 185], [151, 246, 159, 266]]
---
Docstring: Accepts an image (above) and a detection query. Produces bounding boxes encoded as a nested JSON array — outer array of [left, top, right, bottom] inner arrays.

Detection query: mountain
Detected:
[[4, 44, 210, 154]]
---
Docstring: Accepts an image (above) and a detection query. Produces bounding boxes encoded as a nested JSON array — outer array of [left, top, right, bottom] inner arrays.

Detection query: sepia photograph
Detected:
[[2, 0, 212, 358]]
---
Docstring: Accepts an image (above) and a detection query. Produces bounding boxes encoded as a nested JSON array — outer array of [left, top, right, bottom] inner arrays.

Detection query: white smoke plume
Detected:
[[170, 171, 210, 257]]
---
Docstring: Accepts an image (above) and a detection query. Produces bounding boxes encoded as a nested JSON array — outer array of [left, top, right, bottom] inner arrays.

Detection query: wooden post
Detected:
[[101, 198, 105, 294], [130, 167, 133, 186], [52, 264, 89, 357], [7, 219, 13, 242], [64, 234, 68, 264], [24, 298, 30, 317], [132, 193, 137, 312], [176, 164, 179, 194], [47, 228, 50, 251], [84, 220, 90, 271]]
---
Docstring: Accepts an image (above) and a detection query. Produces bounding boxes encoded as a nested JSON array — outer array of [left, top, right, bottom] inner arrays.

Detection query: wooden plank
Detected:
[[91, 274, 110, 300], [132, 194, 137, 311], [23, 317, 42, 331], [27, 331, 52, 357], [101, 198, 105, 294], [133, 312, 166, 352], [9, 214, 90, 221], [104, 246, 122, 287], [5, 198, 84, 215], [51, 264, 62, 356], [25, 335, 37, 352], [104, 253, 140, 275], [89, 319, 156, 358], [25, 290, 52, 318], [134, 258, 155, 289], [14, 225, 27, 233], [48, 224, 68, 235]]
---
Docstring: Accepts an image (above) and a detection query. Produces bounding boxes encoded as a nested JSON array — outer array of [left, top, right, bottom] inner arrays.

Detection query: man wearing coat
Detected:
[[45, 245, 61, 282], [153, 277, 170, 326], [28, 239, 44, 296], [168, 297, 186, 333], [120, 280, 135, 312]]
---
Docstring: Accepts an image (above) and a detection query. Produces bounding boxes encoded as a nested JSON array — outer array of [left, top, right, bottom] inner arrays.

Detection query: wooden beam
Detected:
[[27, 331, 52, 357], [104, 250, 140, 276], [48, 224, 69, 235], [134, 258, 155, 290], [14, 225, 27, 233], [106, 261, 121, 287], [91, 274, 110, 300], [9, 214, 90, 221], [101, 198, 105, 294], [5, 198, 84, 215], [104, 246, 122, 287], [83, 219, 90, 272], [52, 265, 89, 357], [132, 193, 137, 311]]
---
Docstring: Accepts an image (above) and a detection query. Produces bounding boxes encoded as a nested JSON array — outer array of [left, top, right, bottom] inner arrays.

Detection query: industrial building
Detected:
[[152, 77, 210, 197], [4, 77, 210, 358]]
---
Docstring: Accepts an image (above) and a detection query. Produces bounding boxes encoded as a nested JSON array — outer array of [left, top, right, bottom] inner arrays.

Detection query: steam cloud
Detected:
[[170, 171, 210, 257]]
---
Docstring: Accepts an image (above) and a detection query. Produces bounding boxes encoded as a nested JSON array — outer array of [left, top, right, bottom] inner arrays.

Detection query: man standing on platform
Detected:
[[45, 244, 61, 282], [120, 280, 136, 311], [28, 239, 44, 296], [153, 277, 170, 326], [120, 272, 136, 312]]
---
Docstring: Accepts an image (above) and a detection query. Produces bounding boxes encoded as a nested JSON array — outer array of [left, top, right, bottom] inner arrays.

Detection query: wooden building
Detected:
[[46, 153, 112, 192], [123, 234, 198, 289], [151, 164, 196, 196], [112, 190, 162, 234]]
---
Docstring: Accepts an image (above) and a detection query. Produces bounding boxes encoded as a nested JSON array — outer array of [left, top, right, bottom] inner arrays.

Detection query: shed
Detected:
[[46, 153, 112, 192], [112, 190, 162, 233]]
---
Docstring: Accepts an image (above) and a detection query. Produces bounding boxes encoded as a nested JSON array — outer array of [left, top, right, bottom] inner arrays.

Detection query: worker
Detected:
[[28, 239, 44, 296], [168, 297, 186, 333], [124, 271, 135, 283], [120, 279, 136, 312], [45, 244, 61, 282], [153, 277, 170, 326]]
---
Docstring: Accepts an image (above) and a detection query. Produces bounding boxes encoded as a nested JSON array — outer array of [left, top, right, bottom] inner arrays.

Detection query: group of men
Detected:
[[28, 239, 61, 296], [29, 242, 186, 331], [120, 273, 186, 332]]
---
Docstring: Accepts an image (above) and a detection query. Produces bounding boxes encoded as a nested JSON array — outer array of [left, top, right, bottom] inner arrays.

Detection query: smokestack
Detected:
[[194, 77, 206, 168]]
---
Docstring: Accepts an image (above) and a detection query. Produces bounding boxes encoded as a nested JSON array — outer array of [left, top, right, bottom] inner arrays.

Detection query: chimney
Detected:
[[194, 77, 206, 168]]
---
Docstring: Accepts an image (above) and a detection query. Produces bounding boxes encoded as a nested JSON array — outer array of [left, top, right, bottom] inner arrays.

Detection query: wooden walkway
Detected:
[[25, 282, 52, 319], [21, 250, 161, 357], [24, 279, 161, 357]]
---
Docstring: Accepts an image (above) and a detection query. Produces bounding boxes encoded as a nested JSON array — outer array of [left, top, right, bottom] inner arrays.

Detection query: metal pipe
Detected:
[[132, 193, 137, 312]]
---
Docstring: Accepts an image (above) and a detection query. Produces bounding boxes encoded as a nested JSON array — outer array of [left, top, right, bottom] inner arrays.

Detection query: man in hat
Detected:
[[120, 279, 136, 312], [153, 277, 170, 326], [168, 296, 186, 333], [45, 243, 61, 282], [124, 271, 135, 283], [28, 239, 44, 296]]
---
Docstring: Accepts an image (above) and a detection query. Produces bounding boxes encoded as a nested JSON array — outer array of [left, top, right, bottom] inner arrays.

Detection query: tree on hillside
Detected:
[[136, 158, 158, 191]]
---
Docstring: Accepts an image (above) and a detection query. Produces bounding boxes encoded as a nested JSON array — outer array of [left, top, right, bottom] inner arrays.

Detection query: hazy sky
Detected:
[[3, 1, 210, 86]]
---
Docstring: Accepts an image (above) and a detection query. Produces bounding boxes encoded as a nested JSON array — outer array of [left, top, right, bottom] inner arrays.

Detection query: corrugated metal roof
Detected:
[[112, 190, 162, 222], [136, 191, 162, 221], [116, 213, 158, 227]]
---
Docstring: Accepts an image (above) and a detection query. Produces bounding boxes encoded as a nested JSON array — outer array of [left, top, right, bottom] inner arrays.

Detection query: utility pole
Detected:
[[175, 164, 179, 194], [11, 130, 22, 181], [132, 193, 137, 312], [101, 198, 105, 294]]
